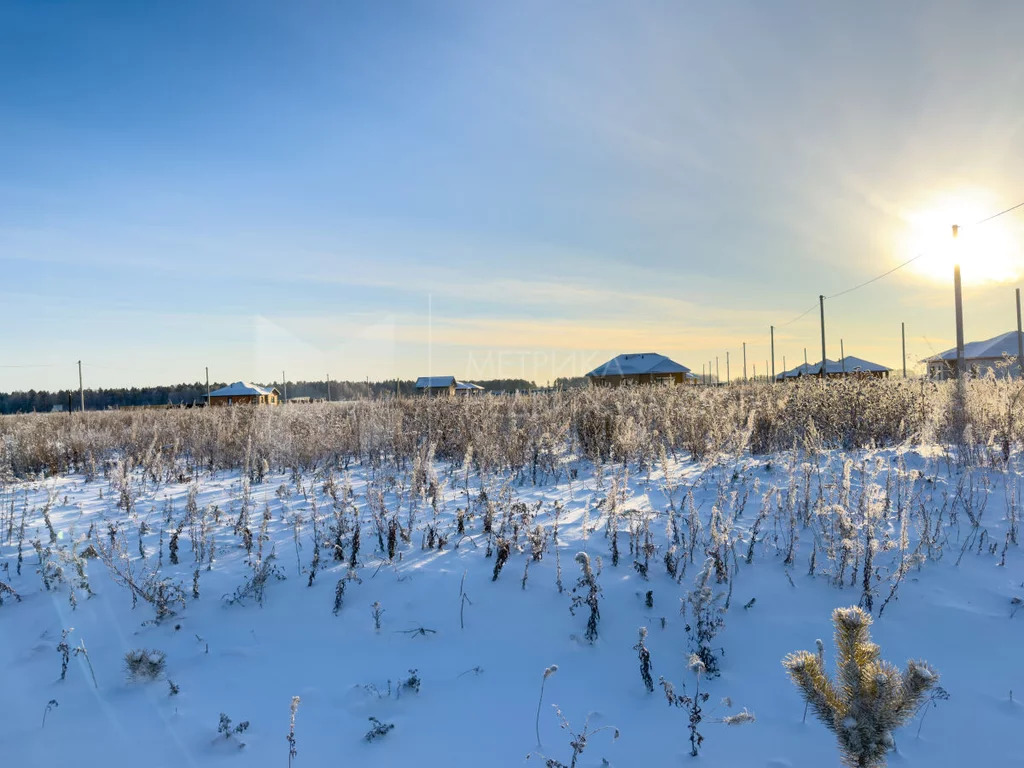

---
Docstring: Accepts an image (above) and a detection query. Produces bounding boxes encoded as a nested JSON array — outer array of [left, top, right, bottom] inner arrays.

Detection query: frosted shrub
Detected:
[[217, 712, 250, 748], [783, 606, 938, 768], [1, 379, 1020, 479], [364, 716, 394, 742], [633, 627, 654, 692], [684, 558, 725, 676], [528, 705, 618, 768], [124, 648, 167, 681], [660, 654, 752, 757]]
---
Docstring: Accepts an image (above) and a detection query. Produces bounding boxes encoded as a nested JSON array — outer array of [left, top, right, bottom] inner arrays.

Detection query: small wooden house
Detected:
[[208, 381, 280, 406], [415, 376, 485, 397], [775, 357, 891, 381], [455, 381, 485, 395], [586, 353, 692, 387], [923, 330, 1024, 379], [416, 376, 457, 397]]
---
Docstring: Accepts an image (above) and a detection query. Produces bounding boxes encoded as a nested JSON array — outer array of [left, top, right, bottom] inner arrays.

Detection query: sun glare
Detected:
[[900, 192, 1022, 285]]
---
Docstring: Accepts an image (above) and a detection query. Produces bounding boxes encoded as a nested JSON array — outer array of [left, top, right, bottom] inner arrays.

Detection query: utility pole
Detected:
[[952, 225, 965, 378], [77, 360, 84, 412], [742, 342, 747, 381], [1016, 288, 1023, 378], [726, 351, 730, 384], [840, 339, 845, 373], [702, 363, 706, 385], [770, 325, 775, 383], [206, 366, 210, 406], [819, 294, 827, 377], [715, 356, 719, 384], [326, 373, 331, 402], [901, 322, 907, 379], [282, 370, 287, 402]]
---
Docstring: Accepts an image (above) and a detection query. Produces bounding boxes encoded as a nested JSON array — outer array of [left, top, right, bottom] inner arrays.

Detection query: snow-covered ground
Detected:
[[1, 447, 1022, 767]]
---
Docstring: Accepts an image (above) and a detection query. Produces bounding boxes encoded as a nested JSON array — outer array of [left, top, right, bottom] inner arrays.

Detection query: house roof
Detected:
[[923, 330, 1024, 363], [455, 381, 484, 390], [586, 353, 691, 377], [208, 381, 279, 397], [416, 376, 456, 388], [776, 357, 891, 379]]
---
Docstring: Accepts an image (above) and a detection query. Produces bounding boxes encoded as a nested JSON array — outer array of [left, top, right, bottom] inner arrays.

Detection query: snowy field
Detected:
[[2, 425, 1022, 767]]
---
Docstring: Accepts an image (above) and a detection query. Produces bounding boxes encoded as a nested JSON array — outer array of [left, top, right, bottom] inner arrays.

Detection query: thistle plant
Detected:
[[783, 606, 939, 768]]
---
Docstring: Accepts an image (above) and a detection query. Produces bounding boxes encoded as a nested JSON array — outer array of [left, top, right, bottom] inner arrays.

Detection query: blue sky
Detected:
[[2, 1, 1023, 390]]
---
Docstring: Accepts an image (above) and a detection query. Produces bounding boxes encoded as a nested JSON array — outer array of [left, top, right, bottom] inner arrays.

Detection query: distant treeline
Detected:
[[0, 377, 588, 414]]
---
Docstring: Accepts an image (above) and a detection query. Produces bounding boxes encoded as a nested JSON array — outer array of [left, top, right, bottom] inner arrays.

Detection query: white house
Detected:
[[924, 330, 1024, 379], [776, 356, 891, 381]]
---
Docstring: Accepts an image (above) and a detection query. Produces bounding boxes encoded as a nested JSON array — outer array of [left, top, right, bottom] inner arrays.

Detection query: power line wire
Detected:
[[776, 198, 1023, 325], [827, 253, 924, 300], [769, 197, 1024, 371], [778, 302, 818, 328], [969, 199, 1024, 227]]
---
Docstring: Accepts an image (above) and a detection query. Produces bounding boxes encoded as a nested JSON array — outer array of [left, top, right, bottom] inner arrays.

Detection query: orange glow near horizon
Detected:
[[899, 191, 1022, 286]]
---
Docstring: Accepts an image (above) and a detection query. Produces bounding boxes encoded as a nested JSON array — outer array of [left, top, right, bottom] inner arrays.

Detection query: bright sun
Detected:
[[900, 191, 1023, 285]]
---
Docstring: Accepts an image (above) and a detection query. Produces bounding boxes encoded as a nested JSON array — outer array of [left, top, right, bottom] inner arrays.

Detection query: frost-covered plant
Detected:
[[528, 705, 619, 768], [659, 655, 712, 756], [364, 716, 394, 742], [492, 537, 511, 581], [684, 558, 725, 676], [535, 664, 558, 747], [42, 699, 58, 728], [570, 553, 601, 643], [226, 551, 285, 606], [124, 648, 167, 681], [74, 637, 98, 689], [332, 577, 346, 615], [400, 668, 421, 694], [0, 578, 20, 605], [56, 628, 73, 681], [217, 712, 250, 747], [287, 696, 300, 767], [783, 606, 939, 768], [633, 627, 654, 693]]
